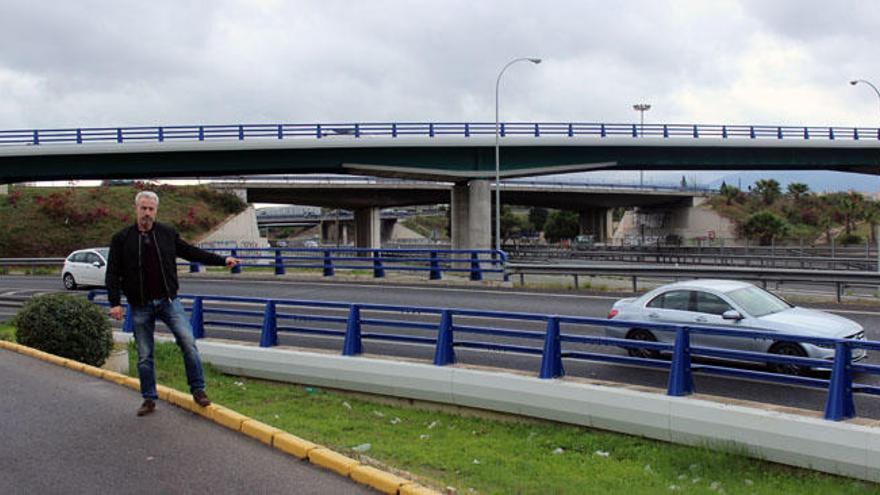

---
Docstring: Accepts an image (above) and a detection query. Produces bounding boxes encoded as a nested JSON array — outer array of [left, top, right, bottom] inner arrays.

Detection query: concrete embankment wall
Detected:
[[185, 338, 880, 483]]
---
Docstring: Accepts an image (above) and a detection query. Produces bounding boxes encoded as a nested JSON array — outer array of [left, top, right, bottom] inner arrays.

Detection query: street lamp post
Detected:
[[633, 103, 651, 186], [495, 57, 541, 253], [850, 79, 880, 271], [850, 79, 880, 117]]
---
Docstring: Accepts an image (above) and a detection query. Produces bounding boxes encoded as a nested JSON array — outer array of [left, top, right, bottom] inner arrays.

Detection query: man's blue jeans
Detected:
[[132, 298, 205, 400]]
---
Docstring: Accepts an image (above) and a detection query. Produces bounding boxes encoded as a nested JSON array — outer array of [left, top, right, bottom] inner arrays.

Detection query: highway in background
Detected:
[[4, 274, 880, 420]]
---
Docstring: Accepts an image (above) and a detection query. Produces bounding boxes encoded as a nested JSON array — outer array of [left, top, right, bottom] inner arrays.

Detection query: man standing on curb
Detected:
[[106, 191, 240, 417]]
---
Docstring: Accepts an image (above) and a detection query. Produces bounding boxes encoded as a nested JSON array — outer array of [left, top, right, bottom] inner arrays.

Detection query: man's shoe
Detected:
[[136, 399, 156, 416], [193, 390, 211, 407]]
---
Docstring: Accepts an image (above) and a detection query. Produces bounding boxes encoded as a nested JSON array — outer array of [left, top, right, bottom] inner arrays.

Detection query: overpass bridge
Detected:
[[233, 175, 707, 246], [1, 121, 877, 249]]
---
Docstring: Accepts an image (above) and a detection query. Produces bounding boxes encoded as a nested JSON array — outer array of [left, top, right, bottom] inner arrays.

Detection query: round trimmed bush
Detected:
[[14, 294, 113, 366]]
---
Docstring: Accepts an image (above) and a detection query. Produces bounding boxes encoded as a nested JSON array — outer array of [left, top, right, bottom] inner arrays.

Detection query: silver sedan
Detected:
[[605, 279, 866, 373]]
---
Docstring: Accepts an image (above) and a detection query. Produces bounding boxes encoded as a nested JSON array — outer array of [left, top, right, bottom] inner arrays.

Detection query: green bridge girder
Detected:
[[1, 141, 879, 183]]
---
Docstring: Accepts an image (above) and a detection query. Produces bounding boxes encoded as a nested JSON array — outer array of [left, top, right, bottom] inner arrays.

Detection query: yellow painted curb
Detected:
[[273, 432, 319, 459], [122, 376, 140, 391], [241, 419, 283, 446], [166, 389, 197, 412], [63, 359, 86, 372], [194, 403, 217, 421], [213, 406, 249, 431], [155, 384, 174, 401], [81, 364, 106, 378], [308, 448, 360, 477], [103, 371, 129, 386], [0, 340, 12, 350], [350, 465, 409, 495], [399, 483, 441, 495]]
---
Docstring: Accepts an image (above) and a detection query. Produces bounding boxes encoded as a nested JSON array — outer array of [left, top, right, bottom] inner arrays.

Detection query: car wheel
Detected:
[[626, 328, 660, 359], [63, 273, 77, 290], [768, 341, 808, 375]]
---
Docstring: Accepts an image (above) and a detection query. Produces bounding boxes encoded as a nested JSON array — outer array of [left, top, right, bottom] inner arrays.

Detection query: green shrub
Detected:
[[13, 294, 112, 366], [838, 233, 864, 245]]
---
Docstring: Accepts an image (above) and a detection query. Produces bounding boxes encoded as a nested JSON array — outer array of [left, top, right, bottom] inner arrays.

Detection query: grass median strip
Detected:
[[2, 323, 877, 494], [132, 341, 878, 495]]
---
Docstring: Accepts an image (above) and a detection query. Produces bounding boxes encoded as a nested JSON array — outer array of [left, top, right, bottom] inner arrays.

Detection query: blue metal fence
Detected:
[[182, 248, 506, 281], [3, 122, 879, 146], [87, 290, 880, 422]]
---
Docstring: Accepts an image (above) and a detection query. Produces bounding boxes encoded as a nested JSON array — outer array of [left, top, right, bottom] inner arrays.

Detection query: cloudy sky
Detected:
[[1, 0, 879, 129]]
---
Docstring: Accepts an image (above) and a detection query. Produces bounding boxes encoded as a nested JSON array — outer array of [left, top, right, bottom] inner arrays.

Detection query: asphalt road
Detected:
[[0, 347, 372, 495], [5, 274, 880, 419]]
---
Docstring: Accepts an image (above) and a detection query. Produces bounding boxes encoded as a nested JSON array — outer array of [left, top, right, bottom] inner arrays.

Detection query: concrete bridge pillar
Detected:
[[578, 208, 611, 243], [354, 207, 381, 250], [451, 180, 491, 251]]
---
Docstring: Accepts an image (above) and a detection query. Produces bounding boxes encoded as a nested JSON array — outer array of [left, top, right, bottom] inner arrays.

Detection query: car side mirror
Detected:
[[93, 261, 103, 268], [722, 310, 743, 321]]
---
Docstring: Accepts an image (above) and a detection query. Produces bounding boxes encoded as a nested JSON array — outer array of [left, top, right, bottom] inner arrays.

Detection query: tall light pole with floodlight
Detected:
[[850, 79, 880, 270], [633, 103, 651, 186], [495, 57, 541, 253], [850, 79, 880, 118]]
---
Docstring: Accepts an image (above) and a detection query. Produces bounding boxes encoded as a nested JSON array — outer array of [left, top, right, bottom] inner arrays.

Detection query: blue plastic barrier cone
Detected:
[[122, 305, 134, 333], [433, 310, 455, 366], [189, 297, 204, 339], [539, 317, 564, 379], [824, 342, 855, 421], [259, 301, 277, 348], [274, 249, 285, 276], [429, 251, 441, 280], [667, 328, 695, 396], [342, 305, 363, 356]]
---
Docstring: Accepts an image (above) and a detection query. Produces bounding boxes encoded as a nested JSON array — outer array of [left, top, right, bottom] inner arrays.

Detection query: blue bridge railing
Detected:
[[87, 290, 880, 422], [182, 248, 506, 282], [3, 122, 879, 146]]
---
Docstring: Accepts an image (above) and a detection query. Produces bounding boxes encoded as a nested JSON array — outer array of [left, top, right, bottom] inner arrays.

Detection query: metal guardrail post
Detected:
[[122, 305, 134, 333], [190, 296, 204, 339], [469, 252, 482, 281], [429, 251, 441, 280], [824, 342, 855, 421], [274, 249, 285, 276], [539, 316, 564, 379], [342, 304, 363, 356], [372, 252, 385, 278], [323, 250, 334, 277], [433, 310, 455, 366], [258, 301, 277, 348], [189, 261, 200, 273], [230, 249, 241, 274], [667, 328, 694, 396]]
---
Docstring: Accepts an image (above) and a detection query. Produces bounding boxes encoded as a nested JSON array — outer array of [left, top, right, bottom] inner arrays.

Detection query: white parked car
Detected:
[[62, 247, 109, 290], [605, 279, 867, 374]]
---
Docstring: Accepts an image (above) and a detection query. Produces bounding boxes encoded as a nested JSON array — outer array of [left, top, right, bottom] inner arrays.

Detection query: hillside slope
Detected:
[[0, 184, 245, 257]]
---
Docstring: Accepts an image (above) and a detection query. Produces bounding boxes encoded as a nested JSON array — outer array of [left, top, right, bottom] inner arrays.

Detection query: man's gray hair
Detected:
[[135, 190, 159, 206]]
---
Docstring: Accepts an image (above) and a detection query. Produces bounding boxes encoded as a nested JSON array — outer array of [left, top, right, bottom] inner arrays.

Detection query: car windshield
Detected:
[[96, 248, 109, 259], [726, 286, 792, 317]]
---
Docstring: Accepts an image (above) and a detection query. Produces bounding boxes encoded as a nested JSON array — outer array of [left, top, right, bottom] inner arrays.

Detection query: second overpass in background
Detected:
[[218, 176, 707, 247]]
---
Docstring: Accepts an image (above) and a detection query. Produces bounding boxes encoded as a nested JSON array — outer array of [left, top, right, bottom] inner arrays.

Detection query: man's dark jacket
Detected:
[[106, 222, 226, 307]]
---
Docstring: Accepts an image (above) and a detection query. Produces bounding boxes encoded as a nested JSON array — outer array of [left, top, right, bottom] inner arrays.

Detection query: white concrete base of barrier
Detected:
[[123, 332, 880, 482]]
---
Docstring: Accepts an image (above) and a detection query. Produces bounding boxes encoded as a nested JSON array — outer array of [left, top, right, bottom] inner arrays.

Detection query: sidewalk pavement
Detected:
[[0, 347, 375, 495]]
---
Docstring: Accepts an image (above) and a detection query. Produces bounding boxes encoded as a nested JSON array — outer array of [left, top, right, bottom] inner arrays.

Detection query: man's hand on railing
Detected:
[[109, 306, 124, 321]]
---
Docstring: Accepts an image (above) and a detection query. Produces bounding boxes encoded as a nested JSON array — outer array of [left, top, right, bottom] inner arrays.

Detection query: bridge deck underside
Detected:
[[2, 144, 879, 183]]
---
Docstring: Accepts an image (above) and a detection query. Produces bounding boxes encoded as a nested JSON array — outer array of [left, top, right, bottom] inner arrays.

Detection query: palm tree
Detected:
[[753, 179, 781, 206], [786, 182, 810, 203], [719, 183, 740, 206]]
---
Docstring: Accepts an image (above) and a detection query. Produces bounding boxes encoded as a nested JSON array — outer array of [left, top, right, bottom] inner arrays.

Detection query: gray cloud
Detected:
[[0, 1, 877, 128]]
